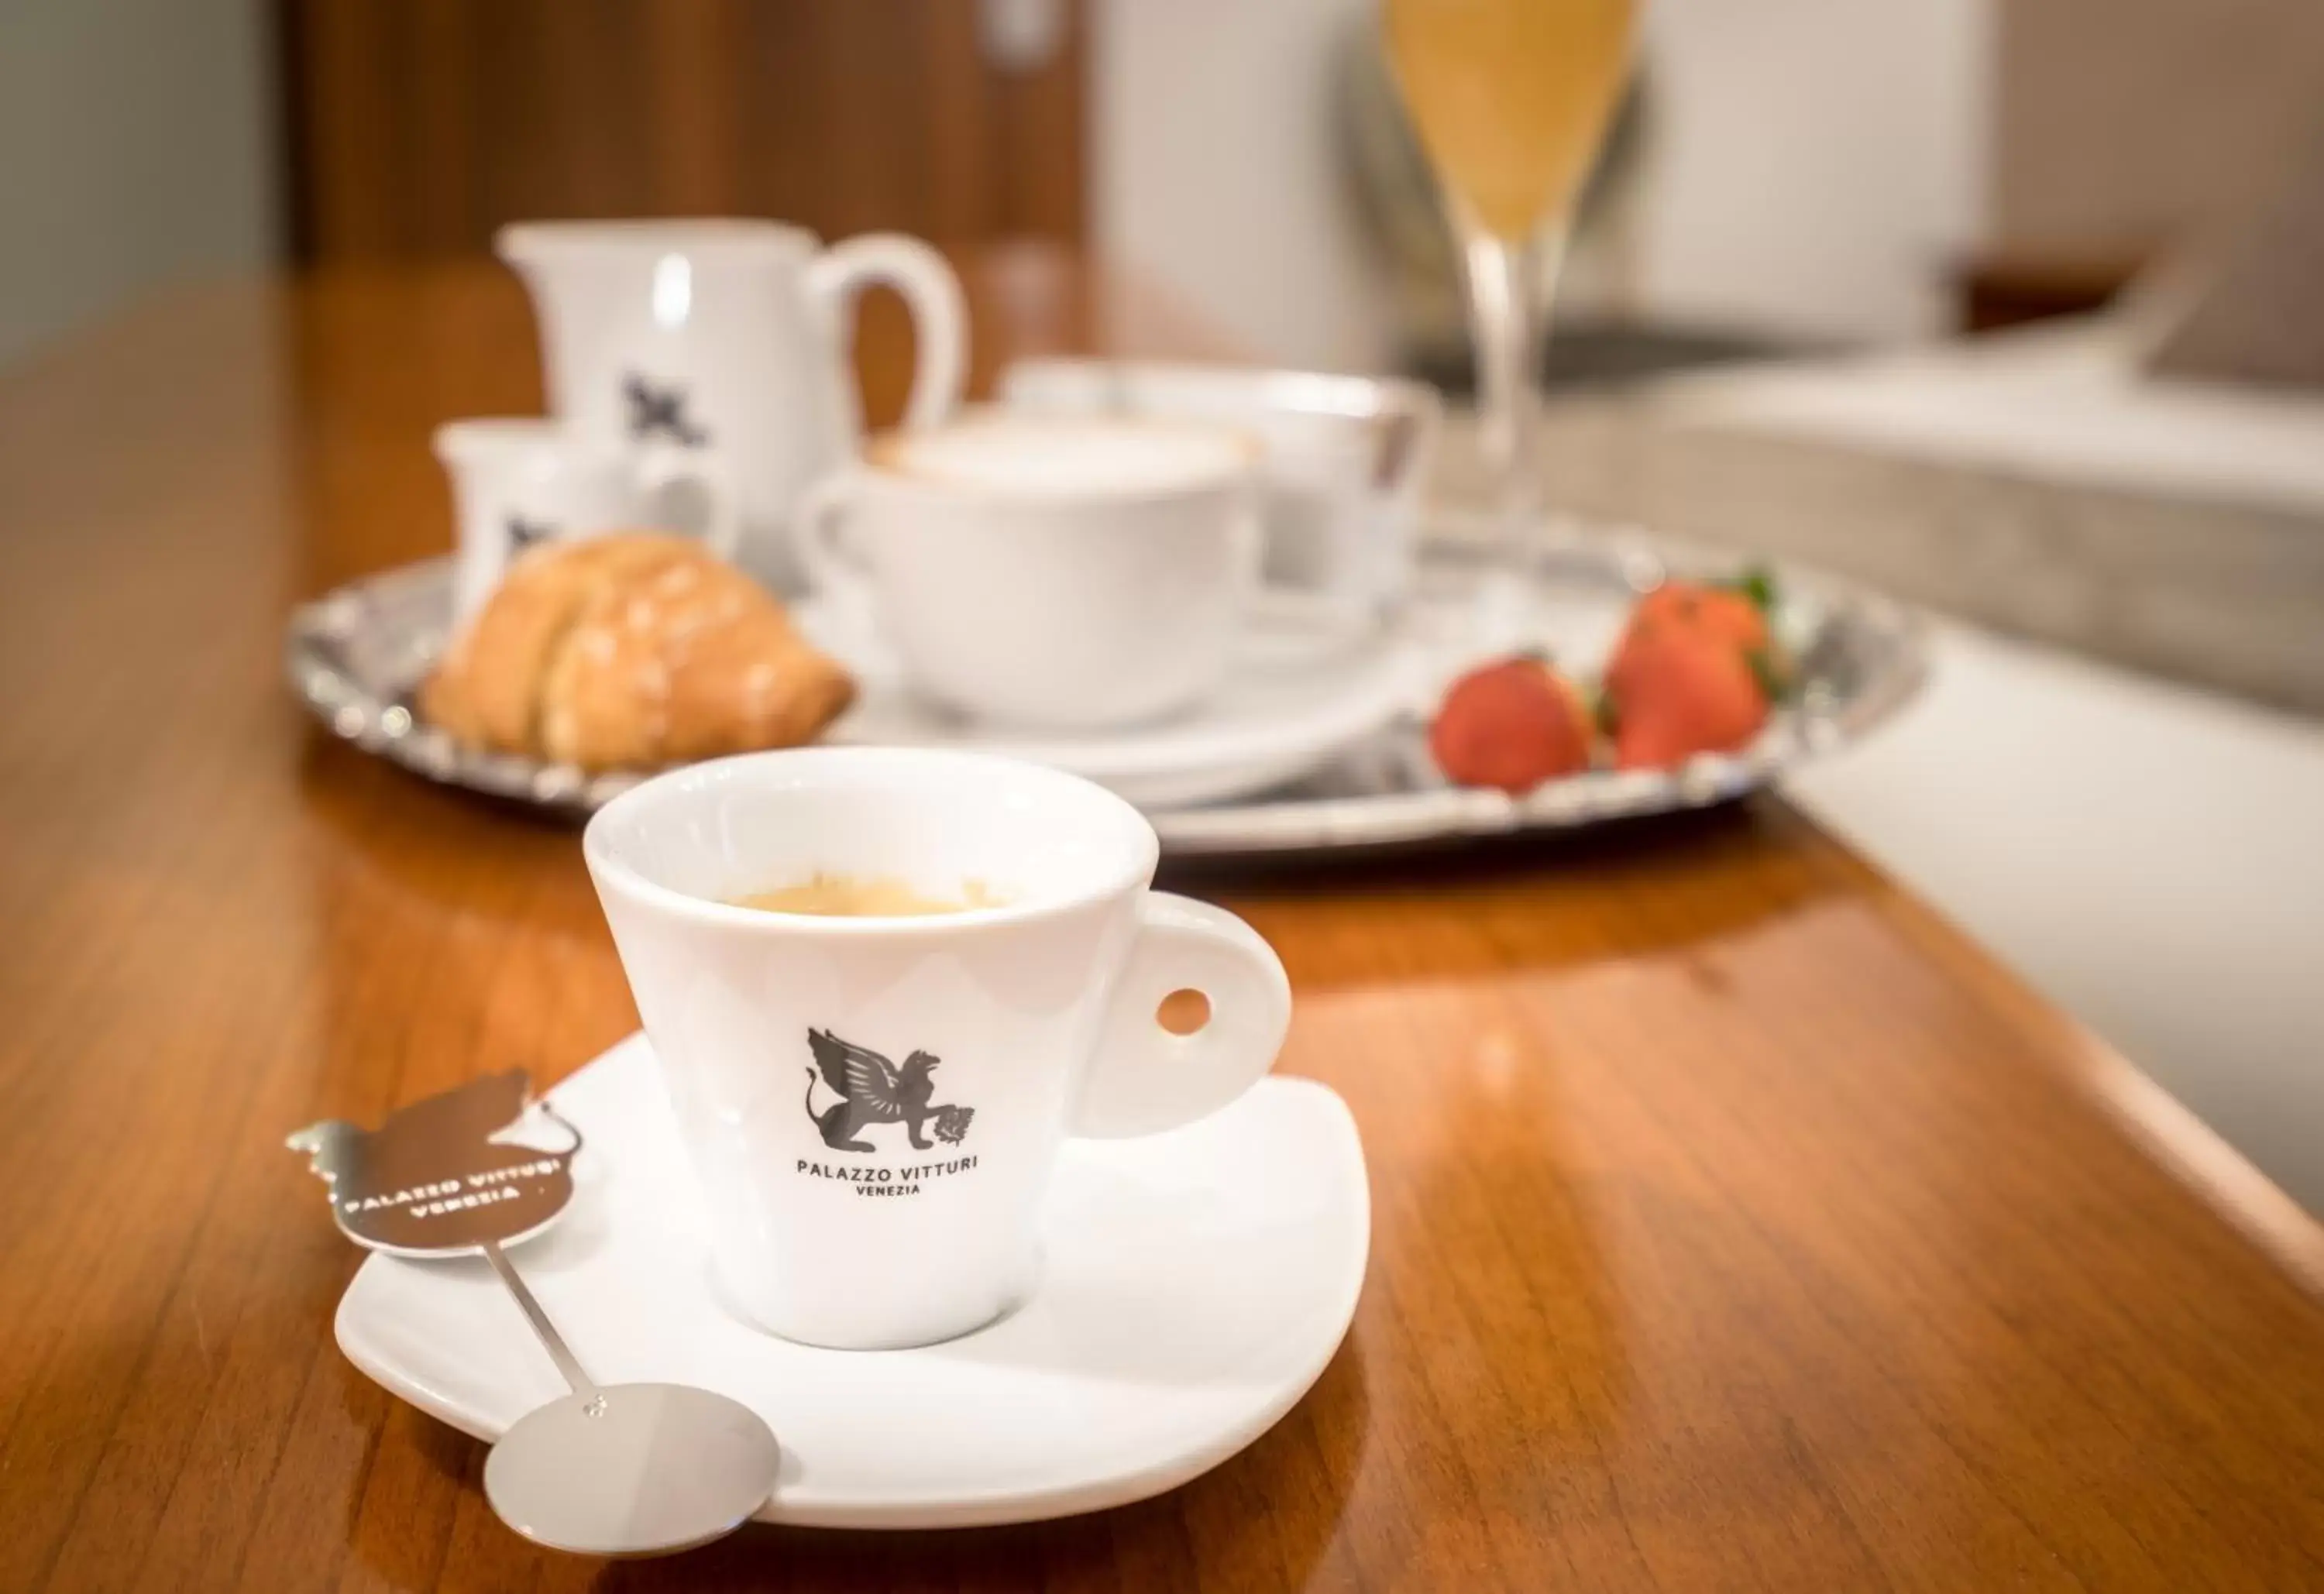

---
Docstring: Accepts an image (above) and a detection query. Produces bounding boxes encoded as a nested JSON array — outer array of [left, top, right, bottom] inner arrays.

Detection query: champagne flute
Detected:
[[1384, 0, 1640, 556]]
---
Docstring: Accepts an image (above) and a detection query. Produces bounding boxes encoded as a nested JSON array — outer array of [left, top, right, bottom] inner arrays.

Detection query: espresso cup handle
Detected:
[[805, 234, 968, 432], [635, 445, 743, 561], [1074, 893, 1291, 1139]]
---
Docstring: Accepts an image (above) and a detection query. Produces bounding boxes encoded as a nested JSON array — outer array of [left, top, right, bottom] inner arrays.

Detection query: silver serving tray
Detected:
[[285, 534, 1924, 860]]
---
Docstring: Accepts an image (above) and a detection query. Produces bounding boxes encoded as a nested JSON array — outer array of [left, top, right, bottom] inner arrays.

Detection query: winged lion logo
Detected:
[[804, 1029, 975, 1153], [622, 372, 710, 447]]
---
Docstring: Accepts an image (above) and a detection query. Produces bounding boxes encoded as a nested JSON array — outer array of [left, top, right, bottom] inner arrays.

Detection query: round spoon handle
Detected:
[[480, 1238, 601, 1403]]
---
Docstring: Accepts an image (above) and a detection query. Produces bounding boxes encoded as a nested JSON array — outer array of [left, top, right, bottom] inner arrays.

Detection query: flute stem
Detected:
[[1458, 223, 1567, 554]]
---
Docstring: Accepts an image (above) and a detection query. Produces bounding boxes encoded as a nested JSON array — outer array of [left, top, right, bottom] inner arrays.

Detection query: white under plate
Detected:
[[334, 1035, 1371, 1530], [799, 594, 1425, 809]]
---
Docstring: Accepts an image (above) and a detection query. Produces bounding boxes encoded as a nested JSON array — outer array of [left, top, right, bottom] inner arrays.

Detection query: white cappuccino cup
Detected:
[[794, 415, 1260, 730], [584, 747, 1292, 1349]]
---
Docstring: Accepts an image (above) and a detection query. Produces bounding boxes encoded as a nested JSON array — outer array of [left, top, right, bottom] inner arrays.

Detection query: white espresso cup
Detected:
[[585, 747, 1292, 1349], [795, 415, 1260, 730], [434, 418, 741, 619]]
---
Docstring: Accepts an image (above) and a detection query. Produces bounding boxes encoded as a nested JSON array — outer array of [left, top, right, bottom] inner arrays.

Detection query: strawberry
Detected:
[[1604, 615, 1770, 769], [1429, 654, 1595, 794], [1626, 579, 1771, 659]]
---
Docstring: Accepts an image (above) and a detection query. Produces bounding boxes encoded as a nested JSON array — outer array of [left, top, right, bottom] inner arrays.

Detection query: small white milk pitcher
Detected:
[[497, 218, 967, 589]]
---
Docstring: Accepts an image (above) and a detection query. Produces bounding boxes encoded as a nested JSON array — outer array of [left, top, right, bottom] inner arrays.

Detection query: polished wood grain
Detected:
[[4, 249, 2324, 1592], [279, 0, 1088, 263]]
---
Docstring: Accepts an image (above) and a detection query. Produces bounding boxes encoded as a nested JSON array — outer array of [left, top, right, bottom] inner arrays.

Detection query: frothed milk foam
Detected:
[[868, 417, 1251, 496]]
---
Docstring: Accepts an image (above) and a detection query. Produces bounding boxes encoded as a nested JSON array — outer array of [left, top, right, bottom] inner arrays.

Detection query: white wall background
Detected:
[[1092, 0, 1992, 369], [1092, 0, 1403, 374], [0, 0, 279, 366], [1635, 0, 1989, 342]]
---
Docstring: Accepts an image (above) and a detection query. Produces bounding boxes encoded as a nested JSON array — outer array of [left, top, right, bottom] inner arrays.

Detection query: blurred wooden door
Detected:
[[278, 0, 1087, 263]]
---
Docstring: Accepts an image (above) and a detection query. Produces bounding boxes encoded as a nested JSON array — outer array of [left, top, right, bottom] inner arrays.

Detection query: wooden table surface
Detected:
[[5, 246, 2324, 1593]]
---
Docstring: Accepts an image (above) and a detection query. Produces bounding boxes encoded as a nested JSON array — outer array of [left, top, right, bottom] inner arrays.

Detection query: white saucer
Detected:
[[798, 596, 1425, 809], [334, 1034, 1370, 1530]]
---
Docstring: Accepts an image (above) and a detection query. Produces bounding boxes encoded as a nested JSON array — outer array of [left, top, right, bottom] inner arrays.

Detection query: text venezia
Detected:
[[796, 1155, 979, 1198]]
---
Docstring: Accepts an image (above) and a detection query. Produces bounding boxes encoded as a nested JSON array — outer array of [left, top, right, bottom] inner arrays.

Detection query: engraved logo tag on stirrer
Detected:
[[290, 1072, 781, 1558], [287, 1070, 581, 1256]]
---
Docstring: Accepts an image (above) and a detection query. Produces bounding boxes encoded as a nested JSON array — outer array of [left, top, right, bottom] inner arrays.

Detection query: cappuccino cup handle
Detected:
[[635, 445, 743, 562], [806, 235, 968, 432], [792, 472, 875, 601], [1074, 894, 1291, 1139]]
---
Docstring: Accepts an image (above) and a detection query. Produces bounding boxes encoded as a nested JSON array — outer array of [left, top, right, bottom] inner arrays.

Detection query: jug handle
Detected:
[[805, 235, 968, 433]]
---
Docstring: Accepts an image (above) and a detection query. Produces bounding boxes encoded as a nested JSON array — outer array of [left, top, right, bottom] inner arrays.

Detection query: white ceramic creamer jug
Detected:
[[497, 218, 966, 589]]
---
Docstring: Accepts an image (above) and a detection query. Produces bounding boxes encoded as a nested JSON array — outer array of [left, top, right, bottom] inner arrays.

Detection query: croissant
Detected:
[[421, 533, 854, 771]]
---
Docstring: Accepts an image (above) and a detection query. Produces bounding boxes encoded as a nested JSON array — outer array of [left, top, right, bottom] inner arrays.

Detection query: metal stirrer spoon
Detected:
[[289, 1072, 780, 1557]]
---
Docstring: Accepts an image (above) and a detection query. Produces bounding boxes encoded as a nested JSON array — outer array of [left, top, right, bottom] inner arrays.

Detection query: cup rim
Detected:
[[854, 414, 1260, 508], [1005, 356, 1446, 427], [496, 218, 818, 263], [583, 747, 1160, 935]]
